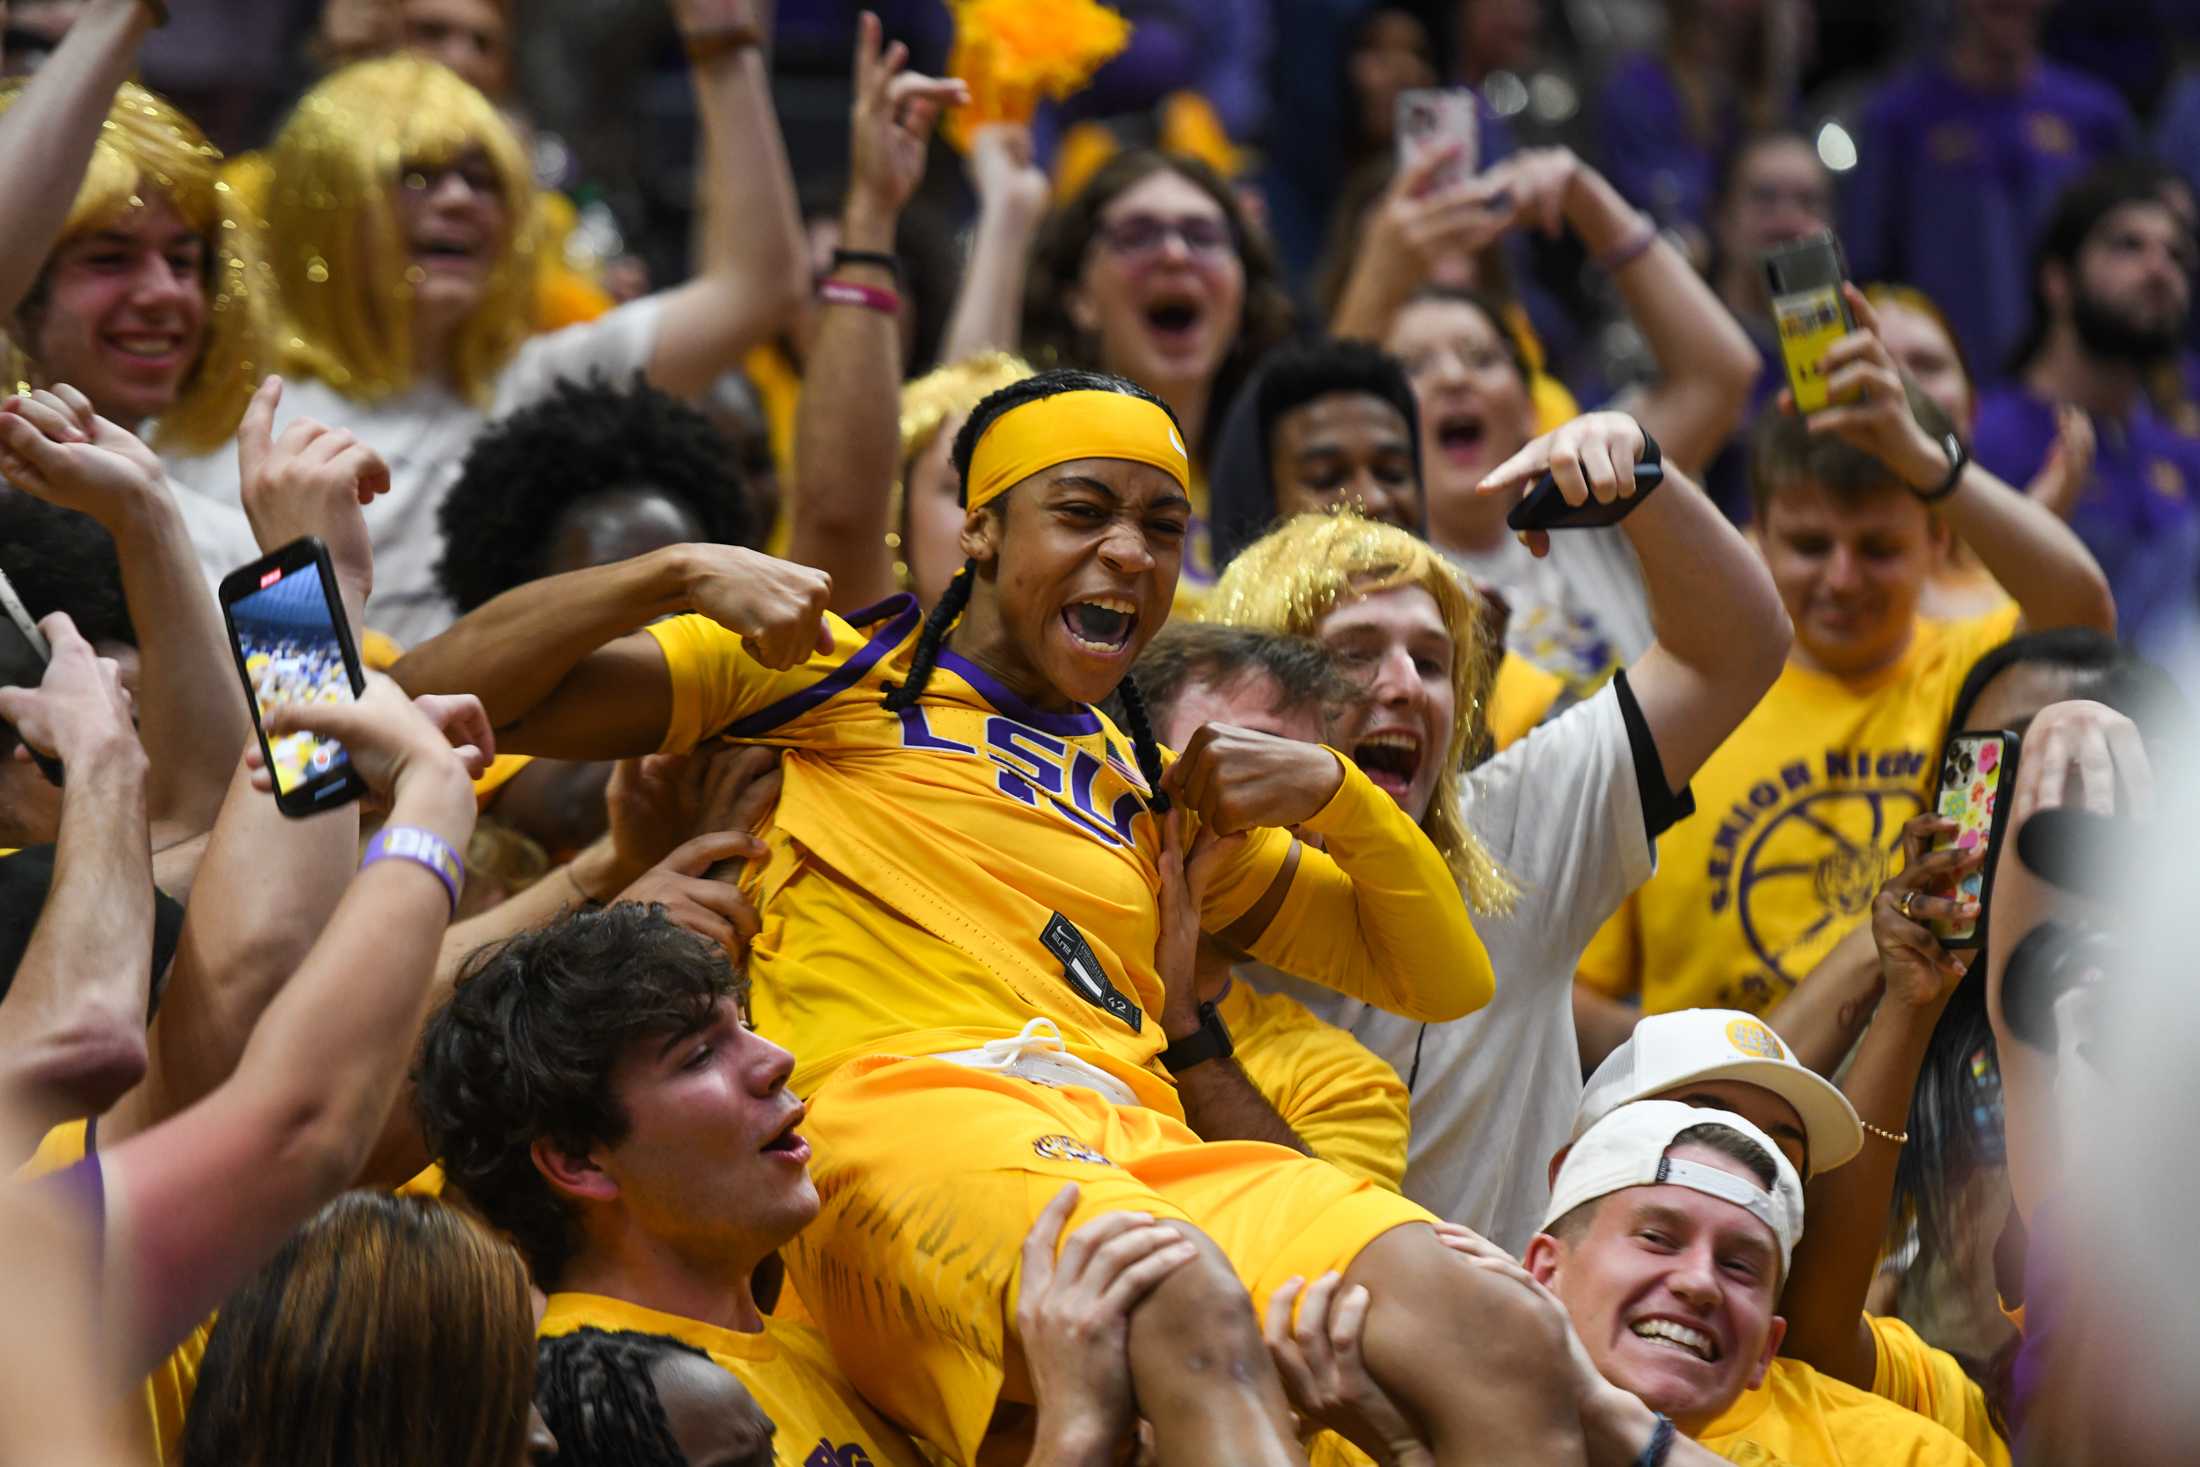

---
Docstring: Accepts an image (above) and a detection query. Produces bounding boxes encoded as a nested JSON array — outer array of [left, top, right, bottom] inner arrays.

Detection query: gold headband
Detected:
[[965, 390, 1188, 513]]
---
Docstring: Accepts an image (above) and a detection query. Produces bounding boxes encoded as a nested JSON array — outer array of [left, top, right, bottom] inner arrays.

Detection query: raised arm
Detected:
[[1777, 813, 1975, 1387], [94, 380, 397, 1149], [1804, 286, 2115, 636], [0, 0, 156, 315], [937, 122, 1050, 364], [0, 386, 252, 847], [1474, 411, 1791, 789], [784, 16, 964, 612], [0, 615, 151, 1160], [641, 0, 806, 397], [92, 676, 480, 1375], [1167, 728, 1493, 1022], [1494, 149, 1759, 474], [390, 542, 830, 758]]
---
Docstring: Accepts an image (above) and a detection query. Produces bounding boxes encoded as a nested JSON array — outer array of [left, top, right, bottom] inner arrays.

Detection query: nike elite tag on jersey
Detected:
[[1041, 912, 1142, 1033]]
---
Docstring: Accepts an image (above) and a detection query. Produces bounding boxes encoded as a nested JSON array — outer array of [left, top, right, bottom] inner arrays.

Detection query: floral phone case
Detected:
[[1928, 730, 2019, 948]]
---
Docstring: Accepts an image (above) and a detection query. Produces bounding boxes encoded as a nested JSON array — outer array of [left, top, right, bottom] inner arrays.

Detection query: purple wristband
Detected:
[[362, 825, 464, 915], [1596, 218, 1659, 273]]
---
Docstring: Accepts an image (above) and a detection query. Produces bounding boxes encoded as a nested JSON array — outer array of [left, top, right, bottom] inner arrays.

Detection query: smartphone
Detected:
[[1396, 87, 1478, 193], [0, 567, 64, 786], [1926, 730, 2020, 949], [1507, 461, 1666, 533], [1762, 231, 1855, 416], [219, 537, 369, 817]]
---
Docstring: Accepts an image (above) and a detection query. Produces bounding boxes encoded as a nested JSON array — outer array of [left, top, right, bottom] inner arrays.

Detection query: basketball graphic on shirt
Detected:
[[1733, 784, 1924, 1004]]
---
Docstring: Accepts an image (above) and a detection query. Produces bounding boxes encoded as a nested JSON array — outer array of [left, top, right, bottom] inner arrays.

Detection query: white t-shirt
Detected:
[[1245, 676, 1664, 1252], [1444, 528, 1650, 696], [164, 295, 667, 648]]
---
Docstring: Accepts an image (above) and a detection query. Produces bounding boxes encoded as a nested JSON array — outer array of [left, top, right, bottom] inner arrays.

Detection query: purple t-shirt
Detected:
[[1844, 59, 2137, 378], [1598, 51, 1745, 240], [1973, 385, 2200, 665]]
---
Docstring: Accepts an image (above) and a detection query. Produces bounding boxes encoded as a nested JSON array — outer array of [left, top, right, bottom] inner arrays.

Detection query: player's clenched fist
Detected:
[[683, 545, 835, 671], [1161, 723, 1346, 836]]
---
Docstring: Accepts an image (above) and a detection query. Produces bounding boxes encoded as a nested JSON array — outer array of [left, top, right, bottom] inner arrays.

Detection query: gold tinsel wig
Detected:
[[264, 55, 536, 406], [0, 80, 266, 455], [889, 351, 1036, 586], [1204, 511, 1515, 915]]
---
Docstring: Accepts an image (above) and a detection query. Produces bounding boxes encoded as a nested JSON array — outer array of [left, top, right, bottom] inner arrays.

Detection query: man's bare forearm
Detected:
[[1175, 1060, 1313, 1156]]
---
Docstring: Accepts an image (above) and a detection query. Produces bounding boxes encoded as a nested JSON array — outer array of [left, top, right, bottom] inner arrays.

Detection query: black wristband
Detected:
[[1635, 422, 1664, 487], [1636, 1413, 1676, 1467], [1914, 431, 1968, 502], [830, 248, 902, 283], [1160, 1001, 1233, 1073]]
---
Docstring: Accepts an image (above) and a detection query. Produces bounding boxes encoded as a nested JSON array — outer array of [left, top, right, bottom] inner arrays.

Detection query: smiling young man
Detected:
[[1206, 409, 1791, 1253], [1566, 1010, 2007, 1467], [1576, 291, 2113, 1055], [1526, 1100, 1974, 1467]]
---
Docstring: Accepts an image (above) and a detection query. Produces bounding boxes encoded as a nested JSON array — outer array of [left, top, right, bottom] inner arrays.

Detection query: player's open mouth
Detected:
[[1631, 1318, 1719, 1362], [1352, 729, 1423, 801], [1063, 596, 1138, 655]]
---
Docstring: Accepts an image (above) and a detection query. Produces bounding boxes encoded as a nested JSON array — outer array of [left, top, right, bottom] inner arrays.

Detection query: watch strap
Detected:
[[1160, 1001, 1233, 1073]]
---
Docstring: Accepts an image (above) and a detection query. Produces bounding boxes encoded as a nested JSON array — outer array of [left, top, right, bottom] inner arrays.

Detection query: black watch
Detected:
[[1913, 430, 1968, 502], [1160, 1001, 1233, 1073]]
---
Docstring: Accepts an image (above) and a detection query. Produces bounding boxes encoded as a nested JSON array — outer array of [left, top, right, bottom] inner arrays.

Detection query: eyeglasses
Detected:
[[400, 158, 504, 201], [1093, 213, 1236, 261]]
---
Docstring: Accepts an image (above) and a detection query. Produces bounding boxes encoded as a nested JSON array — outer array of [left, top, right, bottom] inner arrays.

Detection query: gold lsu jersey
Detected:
[[646, 593, 1491, 1114]]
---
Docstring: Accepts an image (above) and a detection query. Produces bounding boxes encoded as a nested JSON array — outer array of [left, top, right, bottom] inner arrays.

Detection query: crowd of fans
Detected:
[[0, 0, 2197, 1463]]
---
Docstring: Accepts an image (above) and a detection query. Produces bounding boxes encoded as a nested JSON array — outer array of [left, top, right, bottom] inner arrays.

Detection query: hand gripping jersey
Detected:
[[646, 593, 1491, 1113]]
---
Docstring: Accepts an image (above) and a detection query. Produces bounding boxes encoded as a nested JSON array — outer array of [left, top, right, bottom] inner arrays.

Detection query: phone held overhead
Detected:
[[219, 536, 370, 817], [1762, 230, 1855, 416]]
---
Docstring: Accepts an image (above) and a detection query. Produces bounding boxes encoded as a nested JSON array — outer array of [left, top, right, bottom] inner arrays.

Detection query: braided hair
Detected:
[[534, 1328, 708, 1467], [878, 368, 1181, 810]]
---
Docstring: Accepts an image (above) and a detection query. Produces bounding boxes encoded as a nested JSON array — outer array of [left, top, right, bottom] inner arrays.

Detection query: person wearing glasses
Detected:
[[942, 137, 1297, 606], [159, 0, 805, 650]]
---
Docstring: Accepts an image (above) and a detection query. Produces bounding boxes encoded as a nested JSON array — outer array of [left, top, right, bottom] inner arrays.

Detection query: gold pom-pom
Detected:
[[945, 0, 1132, 152]]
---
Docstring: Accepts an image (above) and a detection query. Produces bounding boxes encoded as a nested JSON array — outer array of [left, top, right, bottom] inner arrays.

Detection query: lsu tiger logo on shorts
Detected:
[[1032, 1135, 1115, 1167]]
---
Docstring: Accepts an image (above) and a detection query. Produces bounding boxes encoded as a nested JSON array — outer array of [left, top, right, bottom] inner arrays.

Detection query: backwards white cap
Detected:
[[1543, 1100, 1805, 1275], [1574, 1009, 1863, 1177]]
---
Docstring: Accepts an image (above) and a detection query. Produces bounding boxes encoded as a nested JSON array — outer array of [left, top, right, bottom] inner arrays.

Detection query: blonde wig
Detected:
[[264, 56, 536, 406], [889, 350, 1035, 587], [0, 80, 266, 455], [1205, 511, 1515, 914]]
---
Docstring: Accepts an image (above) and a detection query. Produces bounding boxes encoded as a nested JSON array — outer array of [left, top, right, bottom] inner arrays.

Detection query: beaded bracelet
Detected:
[[362, 825, 465, 917], [1596, 216, 1659, 273], [1862, 1119, 1910, 1145]]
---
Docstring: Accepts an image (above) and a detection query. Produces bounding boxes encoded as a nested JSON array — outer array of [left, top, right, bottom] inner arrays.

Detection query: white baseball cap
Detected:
[[1543, 1100, 1805, 1275], [1573, 1009, 1863, 1176]]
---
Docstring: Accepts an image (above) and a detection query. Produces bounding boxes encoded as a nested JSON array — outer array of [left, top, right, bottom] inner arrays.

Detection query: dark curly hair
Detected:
[[413, 904, 739, 1286], [878, 368, 1178, 811], [433, 372, 752, 613], [1020, 150, 1295, 464], [535, 1329, 721, 1467]]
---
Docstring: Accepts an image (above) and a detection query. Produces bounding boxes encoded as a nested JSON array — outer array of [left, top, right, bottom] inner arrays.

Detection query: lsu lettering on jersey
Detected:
[[647, 593, 1490, 1113], [539, 1293, 930, 1467]]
